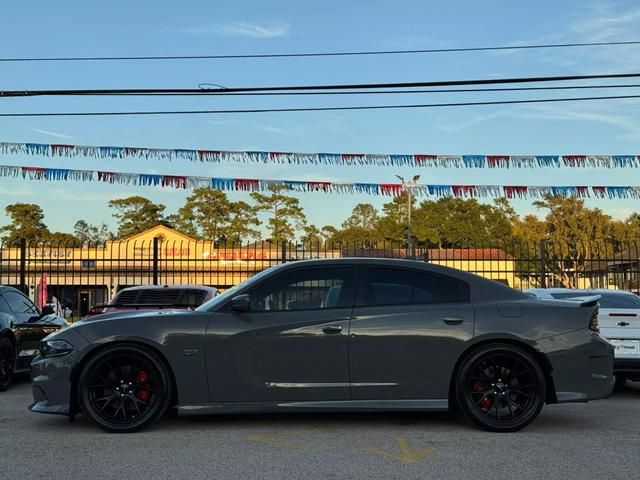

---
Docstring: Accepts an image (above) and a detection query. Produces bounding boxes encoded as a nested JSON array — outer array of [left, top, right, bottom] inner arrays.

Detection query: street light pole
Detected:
[[396, 174, 421, 258]]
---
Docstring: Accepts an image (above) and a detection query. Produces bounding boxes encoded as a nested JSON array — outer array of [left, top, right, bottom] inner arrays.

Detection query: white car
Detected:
[[526, 288, 640, 385]]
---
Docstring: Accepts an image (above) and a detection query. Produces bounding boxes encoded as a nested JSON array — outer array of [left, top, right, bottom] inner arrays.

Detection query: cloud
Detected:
[[29, 128, 75, 140], [438, 108, 520, 133], [571, 6, 640, 41], [179, 21, 290, 38], [511, 102, 640, 138]]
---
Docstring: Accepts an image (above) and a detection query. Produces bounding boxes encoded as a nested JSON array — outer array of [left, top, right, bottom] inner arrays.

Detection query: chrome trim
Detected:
[[265, 382, 349, 388], [265, 382, 399, 388]]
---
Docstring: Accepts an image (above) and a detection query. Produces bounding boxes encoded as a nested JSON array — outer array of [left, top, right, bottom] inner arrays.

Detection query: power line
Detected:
[[2, 93, 640, 117], [53, 83, 640, 96], [3, 72, 640, 97], [1, 40, 639, 63]]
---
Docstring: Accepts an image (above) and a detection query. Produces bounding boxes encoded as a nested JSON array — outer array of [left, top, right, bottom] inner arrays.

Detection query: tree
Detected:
[[251, 185, 306, 243], [172, 188, 260, 243], [222, 200, 261, 243], [300, 224, 323, 247], [173, 188, 229, 240], [334, 203, 381, 247], [73, 220, 113, 244], [320, 225, 339, 244], [47, 231, 81, 246], [412, 198, 515, 247], [108, 196, 169, 238], [532, 196, 616, 288], [377, 193, 414, 243], [0, 203, 50, 243]]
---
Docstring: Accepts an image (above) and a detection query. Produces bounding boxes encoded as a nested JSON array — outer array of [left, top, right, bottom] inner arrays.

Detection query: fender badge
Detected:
[[182, 348, 199, 357]]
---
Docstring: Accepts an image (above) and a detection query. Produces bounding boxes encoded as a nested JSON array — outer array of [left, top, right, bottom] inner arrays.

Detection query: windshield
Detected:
[[195, 266, 278, 312]]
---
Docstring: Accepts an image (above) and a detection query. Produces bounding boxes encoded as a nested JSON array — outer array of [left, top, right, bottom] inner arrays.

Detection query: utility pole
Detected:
[[396, 174, 421, 258]]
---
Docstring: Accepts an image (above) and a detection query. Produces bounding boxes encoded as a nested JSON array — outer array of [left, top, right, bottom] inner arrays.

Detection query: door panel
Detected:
[[205, 266, 356, 402], [206, 310, 351, 402], [348, 265, 474, 400], [349, 303, 474, 399]]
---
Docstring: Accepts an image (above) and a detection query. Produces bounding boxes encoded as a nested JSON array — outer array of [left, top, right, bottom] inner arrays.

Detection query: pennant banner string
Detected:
[[2, 163, 640, 199], [1, 141, 639, 168]]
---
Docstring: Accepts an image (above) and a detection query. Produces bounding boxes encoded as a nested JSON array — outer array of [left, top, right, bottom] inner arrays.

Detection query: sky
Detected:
[[1, 0, 640, 236]]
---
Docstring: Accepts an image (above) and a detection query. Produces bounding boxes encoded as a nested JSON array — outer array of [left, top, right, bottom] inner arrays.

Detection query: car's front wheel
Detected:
[[0, 337, 14, 392], [78, 344, 171, 432], [455, 343, 546, 432]]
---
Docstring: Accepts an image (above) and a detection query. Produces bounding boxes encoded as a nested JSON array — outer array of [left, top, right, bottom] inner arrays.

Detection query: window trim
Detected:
[[224, 265, 357, 314], [356, 265, 471, 308]]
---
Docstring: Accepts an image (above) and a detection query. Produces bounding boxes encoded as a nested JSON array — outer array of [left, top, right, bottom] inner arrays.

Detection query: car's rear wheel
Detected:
[[0, 337, 14, 392], [78, 344, 170, 432], [455, 343, 546, 432]]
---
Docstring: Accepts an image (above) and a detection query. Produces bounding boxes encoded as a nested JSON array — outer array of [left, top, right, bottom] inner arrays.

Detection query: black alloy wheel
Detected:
[[456, 343, 546, 432], [78, 344, 171, 432], [0, 337, 14, 392]]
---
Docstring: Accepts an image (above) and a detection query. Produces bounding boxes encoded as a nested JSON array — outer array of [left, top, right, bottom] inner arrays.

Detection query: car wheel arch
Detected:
[[0, 328, 16, 349], [69, 340, 178, 416], [447, 337, 557, 411]]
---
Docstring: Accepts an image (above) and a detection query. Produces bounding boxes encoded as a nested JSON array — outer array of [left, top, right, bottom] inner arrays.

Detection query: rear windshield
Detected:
[[113, 288, 209, 307]]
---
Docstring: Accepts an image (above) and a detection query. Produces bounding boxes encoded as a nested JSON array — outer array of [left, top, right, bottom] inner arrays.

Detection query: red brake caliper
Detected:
[[135, 370, 151, 402], [473, 383, 492, 410]]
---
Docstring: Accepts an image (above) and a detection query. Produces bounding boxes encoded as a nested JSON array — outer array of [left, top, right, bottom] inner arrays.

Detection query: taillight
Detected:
[[589, 309, 600, 333]]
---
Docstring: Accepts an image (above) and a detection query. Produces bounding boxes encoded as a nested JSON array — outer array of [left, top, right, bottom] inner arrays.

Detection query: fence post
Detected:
[[152, 237, 159, 285], [539, 240, 547, 288], [19, 238, 27, 294], [281, 241, 287, 264]]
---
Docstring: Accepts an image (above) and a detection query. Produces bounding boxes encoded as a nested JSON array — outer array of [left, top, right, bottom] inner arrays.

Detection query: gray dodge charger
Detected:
[[30, 258, 614, 433]]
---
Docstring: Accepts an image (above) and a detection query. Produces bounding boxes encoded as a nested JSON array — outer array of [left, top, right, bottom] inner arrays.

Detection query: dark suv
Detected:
[[85, 285, 218, 318], [0, 286, 68, 391]]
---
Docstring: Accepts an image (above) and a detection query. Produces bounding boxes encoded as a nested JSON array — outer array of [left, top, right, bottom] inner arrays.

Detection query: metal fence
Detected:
[[1, 237, 639, 319]]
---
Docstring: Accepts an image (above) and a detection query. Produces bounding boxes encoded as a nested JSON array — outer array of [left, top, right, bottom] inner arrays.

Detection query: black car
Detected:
[[0, 286, 68, 391]]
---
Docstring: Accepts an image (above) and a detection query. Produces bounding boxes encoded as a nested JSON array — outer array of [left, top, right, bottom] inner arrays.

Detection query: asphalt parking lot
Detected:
[[2, 378, 640, 480]]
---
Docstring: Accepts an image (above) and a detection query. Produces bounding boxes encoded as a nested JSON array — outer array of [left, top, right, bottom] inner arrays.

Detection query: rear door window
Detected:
[[360, 267, 470, 306]]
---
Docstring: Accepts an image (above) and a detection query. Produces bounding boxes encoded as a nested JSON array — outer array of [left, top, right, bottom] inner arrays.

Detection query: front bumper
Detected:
[[540, 330, 615, 403], [28, 328, 89, 417]]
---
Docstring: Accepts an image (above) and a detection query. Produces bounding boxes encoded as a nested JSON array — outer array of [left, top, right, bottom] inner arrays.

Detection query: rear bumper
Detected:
[[540, 330, 615, 403], [614, 358, 640, 380]]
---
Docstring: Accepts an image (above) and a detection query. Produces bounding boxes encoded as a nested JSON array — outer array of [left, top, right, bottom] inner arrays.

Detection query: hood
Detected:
[[26, 314, 68, 328]]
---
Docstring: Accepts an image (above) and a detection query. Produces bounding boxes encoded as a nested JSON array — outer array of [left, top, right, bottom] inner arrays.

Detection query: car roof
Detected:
[[0, 285, 28, 296], [269, 258, 524, 302]]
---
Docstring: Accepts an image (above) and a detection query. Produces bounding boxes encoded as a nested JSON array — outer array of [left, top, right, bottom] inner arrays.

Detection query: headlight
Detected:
[[39, 339, 74, 358]]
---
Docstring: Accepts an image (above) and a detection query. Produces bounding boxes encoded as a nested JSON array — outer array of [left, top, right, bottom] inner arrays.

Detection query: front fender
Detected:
[[74, 312, 211, 405]]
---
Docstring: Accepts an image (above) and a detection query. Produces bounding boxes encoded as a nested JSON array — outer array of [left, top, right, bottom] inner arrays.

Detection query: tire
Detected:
[[615, 376, 627, 388], [78, 344, 171, 433], [0, 337, 14, 392], [455, 343, 546, 432]]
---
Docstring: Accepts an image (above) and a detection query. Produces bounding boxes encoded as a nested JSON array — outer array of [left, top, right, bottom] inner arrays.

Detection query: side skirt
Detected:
[[177, 399, 449, 416]]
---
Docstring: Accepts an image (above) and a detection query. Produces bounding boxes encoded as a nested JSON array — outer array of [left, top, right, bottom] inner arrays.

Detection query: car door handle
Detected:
[[442, 316, 464, 325], [322, 325, 343, 334]]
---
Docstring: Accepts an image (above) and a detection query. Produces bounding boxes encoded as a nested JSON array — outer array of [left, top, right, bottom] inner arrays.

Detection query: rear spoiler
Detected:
[[557, 295, 601, 307]]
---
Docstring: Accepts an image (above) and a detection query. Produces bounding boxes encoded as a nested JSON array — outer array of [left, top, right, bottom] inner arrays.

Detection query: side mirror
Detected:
[[41, 306, 55, 316], [229, 294, 251, 312]]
